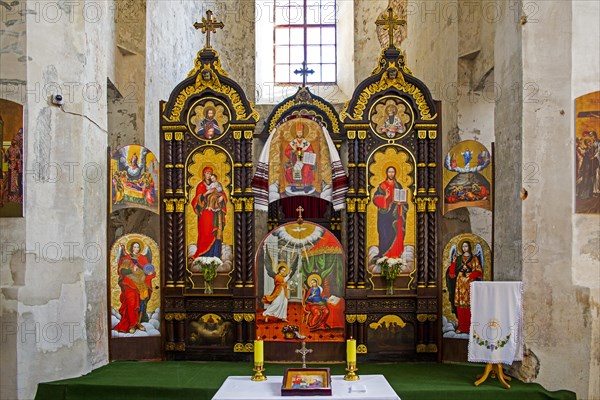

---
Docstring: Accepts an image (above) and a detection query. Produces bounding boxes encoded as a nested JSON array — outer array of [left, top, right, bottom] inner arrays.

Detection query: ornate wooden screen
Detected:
[[160, 33, 259, 359], [340, 44, 441, 361]]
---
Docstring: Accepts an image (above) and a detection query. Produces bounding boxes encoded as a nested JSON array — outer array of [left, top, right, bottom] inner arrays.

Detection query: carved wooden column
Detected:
[[427, 130, 438, 288], [356, 130, 367, 288], [347, 130, 357, 195], [244, 197, 255, 287], [232, 198, 244, 287], [243, 130, 255, 287], [174, 132, 186, 288], [346, 199, 356, 288], [416, 131, 428, 289]]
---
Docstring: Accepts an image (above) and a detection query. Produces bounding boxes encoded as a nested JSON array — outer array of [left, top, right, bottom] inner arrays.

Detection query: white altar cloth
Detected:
[[212, 375, 400, 400]]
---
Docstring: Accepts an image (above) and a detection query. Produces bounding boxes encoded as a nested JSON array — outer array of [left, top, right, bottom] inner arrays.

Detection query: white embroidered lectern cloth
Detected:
[[468, 281, 523, 365]]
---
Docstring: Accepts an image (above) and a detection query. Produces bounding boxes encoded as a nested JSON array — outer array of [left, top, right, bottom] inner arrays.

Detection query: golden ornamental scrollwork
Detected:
[[166, 82, 259, 124], [164, 132, 173, 141], [187, 50, 229, 78], [346, 314, 357, 324], [243, 313, 255, 322], [244, 343, 254, 352], [416, 314, 429, 323], [427, 314, 437, 322], [267, 98, 340, 134], [356, 314, 367, 324], [233, 313, 244, 322], [357, 344, 368, 354], [342, 79, 434, 122], [174, 313, 186, 321]]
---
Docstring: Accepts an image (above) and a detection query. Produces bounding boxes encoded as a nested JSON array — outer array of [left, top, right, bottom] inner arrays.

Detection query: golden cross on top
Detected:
[[375, 7, 406, 49], [194, 10, 224, 49], [296, 206, 304, 219]]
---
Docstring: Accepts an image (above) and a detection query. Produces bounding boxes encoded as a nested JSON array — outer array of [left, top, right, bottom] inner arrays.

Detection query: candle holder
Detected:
[[343, 361, 359, 381], [251, 362, 267, 381]]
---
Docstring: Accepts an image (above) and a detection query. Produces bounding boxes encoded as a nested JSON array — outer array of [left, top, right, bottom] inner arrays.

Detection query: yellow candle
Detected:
[[254, 339, 264, 364], [346, 338, 356, 363]]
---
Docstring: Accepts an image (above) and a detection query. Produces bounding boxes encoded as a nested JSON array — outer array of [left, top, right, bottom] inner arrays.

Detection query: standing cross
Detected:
[[294, 61, 315, 87], [295, 342, 313, 368], [375, 7, 406, 49], [193, 10, 224, 49], [296, 206, 304, 219]]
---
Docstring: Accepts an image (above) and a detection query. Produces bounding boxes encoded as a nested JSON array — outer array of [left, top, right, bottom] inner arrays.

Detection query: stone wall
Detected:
[[0, 1, 113, 398], [519, 1, 599, 398], [0, 0, 27, 396], [144, 0, 206, 155]]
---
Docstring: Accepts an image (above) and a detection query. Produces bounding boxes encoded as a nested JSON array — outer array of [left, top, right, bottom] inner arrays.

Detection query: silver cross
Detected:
[[295, 342, 313, 368]]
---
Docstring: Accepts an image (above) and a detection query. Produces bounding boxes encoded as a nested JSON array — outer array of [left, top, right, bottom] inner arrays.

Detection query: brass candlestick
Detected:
[[343, 361, 359, 381], [251, 362, 267, 381]]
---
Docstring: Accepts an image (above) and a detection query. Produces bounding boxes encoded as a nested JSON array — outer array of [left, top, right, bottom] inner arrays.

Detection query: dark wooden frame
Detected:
[[281, 368, 332, 396]]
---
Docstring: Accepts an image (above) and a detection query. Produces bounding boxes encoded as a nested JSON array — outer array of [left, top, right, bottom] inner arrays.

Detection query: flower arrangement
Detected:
[[282, 325, 300, 339], [376, 257, 406, 280], [192, 256, 223, 293]]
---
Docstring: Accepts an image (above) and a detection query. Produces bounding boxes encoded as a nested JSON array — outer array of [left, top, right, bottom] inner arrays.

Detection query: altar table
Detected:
[[212, 374, 400, 400]]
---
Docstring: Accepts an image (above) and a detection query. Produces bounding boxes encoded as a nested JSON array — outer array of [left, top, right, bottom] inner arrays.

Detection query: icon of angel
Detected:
[[445, 240, 484, 334], [113, 240, 157, 334], [261, 249, 299, 323]]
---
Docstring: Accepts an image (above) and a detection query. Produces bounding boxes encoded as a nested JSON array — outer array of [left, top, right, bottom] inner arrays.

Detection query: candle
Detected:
[[346, 338, 356, 363], [254, 339, 264, 364]]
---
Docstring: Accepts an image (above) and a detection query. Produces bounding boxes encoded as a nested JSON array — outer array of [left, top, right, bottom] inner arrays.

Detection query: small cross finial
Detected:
[[296, 206, 304, 219], [295, 342, 313, 368], [375, 7, 406, 49], [193, 10, 224, 49], [294, 61, 315, 87]]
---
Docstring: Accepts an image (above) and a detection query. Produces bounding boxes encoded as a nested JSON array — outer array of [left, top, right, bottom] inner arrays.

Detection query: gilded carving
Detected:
[[415, 198, 427, 213], [267, 98, 340, 134], [165, 342, 186, 351], [346, 314, 357, 324], [427, 197, 438, 213], [233, 313, 244, 322], [244, 197, 255, 212], [164, 199, 175, 213], [416, 314, 428, 323], [357, 344, 368, 354], [233, 343, 245, 352]]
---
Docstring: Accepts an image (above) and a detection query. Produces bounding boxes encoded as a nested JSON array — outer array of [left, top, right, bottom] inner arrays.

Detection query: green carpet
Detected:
[[34, 361, 576, 400]]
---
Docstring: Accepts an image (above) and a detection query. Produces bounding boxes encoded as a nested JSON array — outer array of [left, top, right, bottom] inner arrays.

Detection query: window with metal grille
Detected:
[[274, 1, 337, 84]]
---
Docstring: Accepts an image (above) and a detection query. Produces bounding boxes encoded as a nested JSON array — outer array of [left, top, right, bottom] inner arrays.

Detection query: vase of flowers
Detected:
[[376, 257, 406, 295], [192, 256, 223, 294]]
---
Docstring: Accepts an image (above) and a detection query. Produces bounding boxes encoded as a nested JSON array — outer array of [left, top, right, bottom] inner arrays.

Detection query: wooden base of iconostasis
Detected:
[[442, 338, 469, 363], [110, 337, 162, 361]]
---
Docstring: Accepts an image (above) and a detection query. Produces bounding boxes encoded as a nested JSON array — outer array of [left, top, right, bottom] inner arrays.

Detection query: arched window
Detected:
[[256, 0, 354, 104], [273, 1, 337, 84]]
